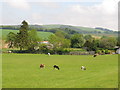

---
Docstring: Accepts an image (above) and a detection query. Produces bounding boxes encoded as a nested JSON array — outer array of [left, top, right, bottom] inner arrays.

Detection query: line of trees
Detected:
[[6, 21, 119, 54]]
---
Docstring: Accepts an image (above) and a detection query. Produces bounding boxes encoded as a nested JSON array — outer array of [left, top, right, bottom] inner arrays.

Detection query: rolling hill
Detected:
[[0, 24, 118, 36]]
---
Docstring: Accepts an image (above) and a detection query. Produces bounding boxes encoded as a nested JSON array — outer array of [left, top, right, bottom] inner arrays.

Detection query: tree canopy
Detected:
[[6, 20, 40, 51], [71, 34, 85, 48]]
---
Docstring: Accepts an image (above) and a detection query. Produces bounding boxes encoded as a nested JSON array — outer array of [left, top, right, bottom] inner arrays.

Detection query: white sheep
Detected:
[[81, 66, 86, 70], [48, 53, 50, 56], [8, 50, 12, 53]]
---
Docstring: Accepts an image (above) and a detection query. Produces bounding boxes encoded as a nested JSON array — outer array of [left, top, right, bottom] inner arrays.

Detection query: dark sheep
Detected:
[[93, 54, 98, 57], [53, 65, 60, 70], [40, 64, 45, 69]]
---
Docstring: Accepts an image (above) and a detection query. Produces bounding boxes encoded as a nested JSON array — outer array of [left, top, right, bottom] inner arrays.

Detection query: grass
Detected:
[[37, 31, 53, 40], [1, 29, 53, 40], [2, 54, 118, 88], [1, 29, 18, 39]]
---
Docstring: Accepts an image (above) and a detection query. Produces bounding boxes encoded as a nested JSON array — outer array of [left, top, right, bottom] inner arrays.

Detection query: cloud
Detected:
[[1, 0, 119, 31], [26, 0, 103, 3], [53, 0, 118, 30], [6, 0, 30, 10], [29, 0, 118, 30], [37, 2, 60, 8], [31, 13, 43, 24], [95, 0, 118, 14]]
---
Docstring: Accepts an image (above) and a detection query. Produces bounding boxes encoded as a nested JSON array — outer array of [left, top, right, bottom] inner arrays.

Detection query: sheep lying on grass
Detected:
[[81, 66, 86, 70]]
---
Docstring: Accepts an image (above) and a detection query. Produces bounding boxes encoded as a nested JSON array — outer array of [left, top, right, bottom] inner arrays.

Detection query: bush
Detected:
[[39, 44, 49, 54], [105, 49, 111, 54], [56, 49, 70, 55], [96, 50, 102, 54], [101, 49, 105, 54]]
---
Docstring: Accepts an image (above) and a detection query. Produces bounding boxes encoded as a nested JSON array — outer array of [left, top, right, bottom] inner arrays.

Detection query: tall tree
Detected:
[[6, 20, 40, 52], [16, 20, 29, 50]]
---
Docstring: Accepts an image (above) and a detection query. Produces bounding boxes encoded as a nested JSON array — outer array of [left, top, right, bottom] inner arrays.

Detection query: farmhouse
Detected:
[[116, 48, 120, 54], [38, 41, 49, 44], [38, 41, 53, 49], [114, 46, 120, 54]]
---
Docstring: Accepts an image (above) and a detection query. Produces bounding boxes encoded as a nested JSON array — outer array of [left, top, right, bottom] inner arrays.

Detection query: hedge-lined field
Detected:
[[2, 54, 118, 88]]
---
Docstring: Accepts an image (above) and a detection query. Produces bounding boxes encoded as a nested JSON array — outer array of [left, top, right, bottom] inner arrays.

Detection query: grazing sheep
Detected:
[[40, 64, 45, 69], [93, 54, 98, 57], [48, 53, 50, 56], [53, 65, 60, 70], [81, 66, 86, 70], [8, 50, 12, 53]]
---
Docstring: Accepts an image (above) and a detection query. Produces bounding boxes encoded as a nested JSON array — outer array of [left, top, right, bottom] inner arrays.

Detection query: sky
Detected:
[[0, 0, 119, 31]]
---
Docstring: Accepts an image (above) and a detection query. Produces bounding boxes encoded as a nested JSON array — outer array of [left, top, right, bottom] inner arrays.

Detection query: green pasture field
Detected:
[[2, 54, 118, 88], [1, 29, 53, 40], [1, 29, 18, 39]]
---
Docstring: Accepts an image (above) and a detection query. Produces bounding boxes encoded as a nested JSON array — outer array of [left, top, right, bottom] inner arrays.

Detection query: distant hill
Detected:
[[0, 29, 53, 40], [0, 24, 118, 35]]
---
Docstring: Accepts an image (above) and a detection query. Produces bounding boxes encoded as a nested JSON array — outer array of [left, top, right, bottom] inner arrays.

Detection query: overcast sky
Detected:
[[0, 0, 119, 31]]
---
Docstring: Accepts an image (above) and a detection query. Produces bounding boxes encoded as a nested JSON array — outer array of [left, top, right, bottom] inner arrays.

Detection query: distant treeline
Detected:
[[0, 25, 118, 35]]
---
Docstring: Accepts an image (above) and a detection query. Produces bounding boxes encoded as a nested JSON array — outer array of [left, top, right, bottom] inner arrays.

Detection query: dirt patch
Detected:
[[0, 40, 8, 49]]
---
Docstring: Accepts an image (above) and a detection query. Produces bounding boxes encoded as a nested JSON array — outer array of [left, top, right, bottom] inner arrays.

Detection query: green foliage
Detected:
[[6, 32, 17, 48], [16, 20, 29, 50], [48, 34, 71, 51], [5, 21, 41, 51], [84, 35, 100, 51], [54, 30, 71, 39], [48, 35, 60, 50], [54, 31, 65, 39], [84, 35, 95, 51], [27, 29, 41, 50], [100, 37, 117, 49], [84, 34, 93, 41], [71, 34, 85, 48], [62, 39, 71, 48], [101, 49, 105, 54], [96, 50, 102, 54], [116, 36, 120, 47], [105, 49, 111, 54], [39, 44, 49, 53], [3, 22, 118, 54]]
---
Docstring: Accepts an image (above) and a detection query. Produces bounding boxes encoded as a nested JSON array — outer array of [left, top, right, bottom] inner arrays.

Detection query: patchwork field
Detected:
[[2, 54, 118, 88], [1, 29, 53, 40]]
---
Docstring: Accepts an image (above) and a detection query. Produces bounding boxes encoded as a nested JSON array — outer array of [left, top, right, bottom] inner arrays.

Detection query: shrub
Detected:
[[101, 49, 105, 54], [56, 49, 70, 55], [96, 50, 102, 54], [105, 49, 111, 54]]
